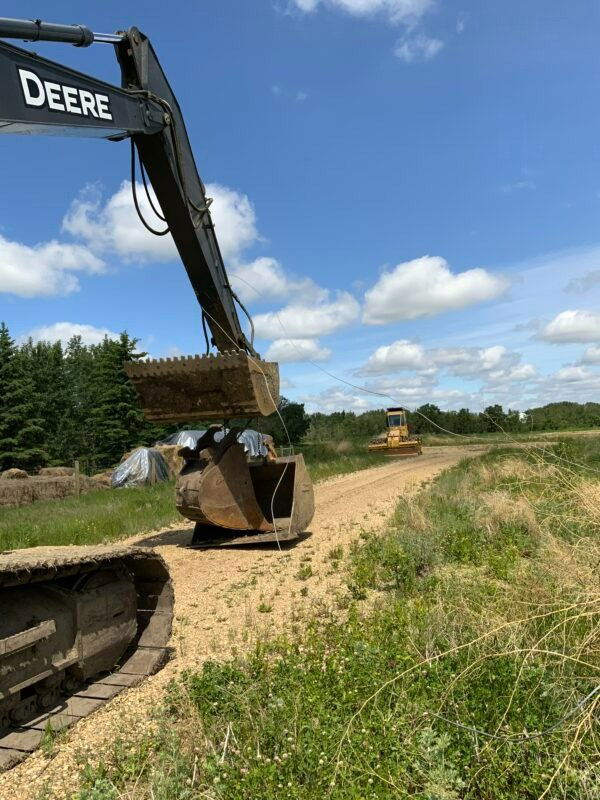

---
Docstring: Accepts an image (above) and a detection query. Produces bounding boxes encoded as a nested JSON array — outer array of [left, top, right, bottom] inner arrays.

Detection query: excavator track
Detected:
[[0, 546, 173, 771]]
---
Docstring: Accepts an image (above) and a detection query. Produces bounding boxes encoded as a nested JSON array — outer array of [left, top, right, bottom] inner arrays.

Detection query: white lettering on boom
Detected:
[[18, 69, 113, 121]]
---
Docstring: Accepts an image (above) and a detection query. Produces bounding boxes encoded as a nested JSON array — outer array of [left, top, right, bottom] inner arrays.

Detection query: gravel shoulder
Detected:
[[1, 446, 477, 799]]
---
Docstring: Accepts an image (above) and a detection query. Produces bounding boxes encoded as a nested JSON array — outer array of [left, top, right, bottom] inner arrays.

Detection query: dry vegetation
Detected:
[[68, 439, 599, 799]]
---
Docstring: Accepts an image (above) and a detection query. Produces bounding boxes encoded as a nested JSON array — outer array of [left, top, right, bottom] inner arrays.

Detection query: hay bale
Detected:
[[38, 466, 76, 477], [1, 468, 29, 480], [0, 474, 107, 508], [154, 445, 184, 477], [91, 470, 113, 488]]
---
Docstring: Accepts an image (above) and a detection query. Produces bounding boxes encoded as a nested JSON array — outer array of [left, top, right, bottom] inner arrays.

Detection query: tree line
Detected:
[[305, 401, 600, 442], [1, 321, 599, 472], [0, 323, 165, 474]]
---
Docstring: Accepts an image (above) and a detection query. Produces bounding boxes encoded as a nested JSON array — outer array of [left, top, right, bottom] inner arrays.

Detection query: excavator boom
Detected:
[[0, 18, 277, 420]]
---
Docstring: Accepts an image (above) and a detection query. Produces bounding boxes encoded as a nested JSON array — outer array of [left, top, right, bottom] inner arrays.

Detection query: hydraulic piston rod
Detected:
[[0, 17, 124, 47]]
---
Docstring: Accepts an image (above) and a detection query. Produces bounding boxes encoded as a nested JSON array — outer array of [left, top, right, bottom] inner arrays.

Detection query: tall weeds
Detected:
[[71, 440, 600, 800]]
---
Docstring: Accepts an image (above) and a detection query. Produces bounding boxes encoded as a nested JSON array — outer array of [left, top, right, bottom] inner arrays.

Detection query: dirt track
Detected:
[[1, 446, 476, 799]]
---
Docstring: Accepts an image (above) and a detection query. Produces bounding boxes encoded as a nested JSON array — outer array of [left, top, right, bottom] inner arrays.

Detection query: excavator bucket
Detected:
[[175, 439, 315, 547], [124, 352, 279, 422]]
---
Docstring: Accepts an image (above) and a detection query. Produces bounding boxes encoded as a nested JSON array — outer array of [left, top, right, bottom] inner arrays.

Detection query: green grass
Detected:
[[70, 439, 600, 800], [420, 428, 599, 447], [300, 441, 387, 482], [0, 444, 387, 552], [0, 481, 177, 552]]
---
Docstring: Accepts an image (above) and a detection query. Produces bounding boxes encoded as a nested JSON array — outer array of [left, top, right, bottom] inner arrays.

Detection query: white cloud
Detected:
[[292, 0, 434, 25], [436, 345, 518, 377], [531, 364, 600, 406], [293, 0, 444, 64], [303, 386, 373, 413], [539, 310, 600, 343], [303, 374, 478, 414], [363, 256, 509, 324], [265, 338, 331, 362], [230, 257, 320, 305], [580, 344, 600, 364], [63, 181, 258, 264], [498, 180, 536, 194], [554, 365, 595, 383], [21, 321, 119, 347], [358, 339, 427, 374], [565, 270, 600, 294], [456, 12, 467, 33], [394, 33, 443, 62], [0, 234, 105, 298], [254, 290, 360, 338], [357, 341, 536, 387]]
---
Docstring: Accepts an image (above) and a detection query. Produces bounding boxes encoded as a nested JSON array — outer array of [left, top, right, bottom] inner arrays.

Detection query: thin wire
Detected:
[[200, 306, 296, 552], [231, 270, 600, 473], [130, 139, 170, 236], [427, 684, 600, 742], [230, 273, 468, 439]]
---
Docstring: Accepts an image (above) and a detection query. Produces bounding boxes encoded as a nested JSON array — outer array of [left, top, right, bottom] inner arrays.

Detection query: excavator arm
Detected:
[[0, 17, 278, 420], [0, 16, 313, 549]]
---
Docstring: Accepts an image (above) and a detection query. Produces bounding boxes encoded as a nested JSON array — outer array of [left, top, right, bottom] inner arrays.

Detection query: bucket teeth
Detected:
[[124, 352, 279, 422]]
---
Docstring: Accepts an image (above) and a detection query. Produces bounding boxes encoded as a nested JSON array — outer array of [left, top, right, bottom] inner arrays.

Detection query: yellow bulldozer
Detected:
[[368, 407, 422, 456]]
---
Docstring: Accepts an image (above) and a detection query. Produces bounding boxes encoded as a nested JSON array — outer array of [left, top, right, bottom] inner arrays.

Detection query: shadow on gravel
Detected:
[[131, 528, 312, 551]]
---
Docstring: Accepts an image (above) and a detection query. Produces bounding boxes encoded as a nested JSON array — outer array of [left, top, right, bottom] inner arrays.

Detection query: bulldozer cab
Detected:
[[386, 408, 408, 433]]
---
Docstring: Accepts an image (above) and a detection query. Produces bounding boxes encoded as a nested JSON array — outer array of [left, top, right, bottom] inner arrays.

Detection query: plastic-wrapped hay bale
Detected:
[[111, 447, 169, 488], [156, 428, 269, 459], [156, 430, 206, 449]]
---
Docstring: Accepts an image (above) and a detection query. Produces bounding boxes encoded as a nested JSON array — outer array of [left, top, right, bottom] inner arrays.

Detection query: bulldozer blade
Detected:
[[124, 352, 279, 422], [384, 445, 422, 457], [176, 445, 314, 546]]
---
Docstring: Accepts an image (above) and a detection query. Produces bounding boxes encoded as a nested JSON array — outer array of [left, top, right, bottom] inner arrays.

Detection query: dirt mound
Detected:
[[38, 466, 75, 477], [1, 469, 29, 480]]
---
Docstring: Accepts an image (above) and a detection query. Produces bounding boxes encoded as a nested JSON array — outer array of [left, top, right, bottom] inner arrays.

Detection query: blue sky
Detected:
[[1, 0, 600, 413]]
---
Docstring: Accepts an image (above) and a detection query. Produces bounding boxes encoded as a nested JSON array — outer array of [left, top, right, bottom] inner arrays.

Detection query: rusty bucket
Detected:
[[175, 441, 314, 547]]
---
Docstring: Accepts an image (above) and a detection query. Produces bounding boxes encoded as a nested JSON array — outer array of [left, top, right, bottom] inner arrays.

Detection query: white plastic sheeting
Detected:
[[156, 428, 269, 458], [112, 447, 170, 488]]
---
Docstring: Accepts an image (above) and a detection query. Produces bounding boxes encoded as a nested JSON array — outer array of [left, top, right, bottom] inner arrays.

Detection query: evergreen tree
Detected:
[[88, 334, 149, 469], [0, 322, 47, 471], [22, 338, 72, 465]]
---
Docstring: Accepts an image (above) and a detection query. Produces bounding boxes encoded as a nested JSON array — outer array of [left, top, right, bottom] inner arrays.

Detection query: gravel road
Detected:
[[0, 446, 476, 799]]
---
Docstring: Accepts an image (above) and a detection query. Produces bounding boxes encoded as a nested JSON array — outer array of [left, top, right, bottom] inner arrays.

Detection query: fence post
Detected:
[[74, 460, 80, 496], [151, 457, 157, 486]]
